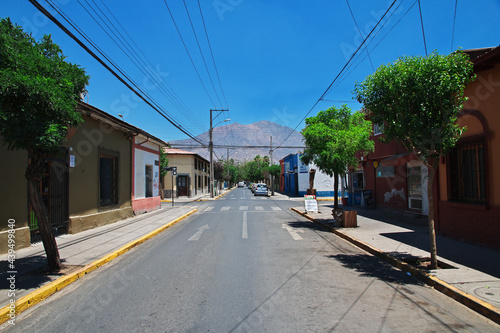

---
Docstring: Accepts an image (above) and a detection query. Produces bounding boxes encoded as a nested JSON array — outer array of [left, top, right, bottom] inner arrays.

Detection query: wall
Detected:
[[132, 137, 161, 214], [0, 144, 31, 253], [65, 115, 133, 233], [437, 61, 500, 249], [297, 156, 336, 197]]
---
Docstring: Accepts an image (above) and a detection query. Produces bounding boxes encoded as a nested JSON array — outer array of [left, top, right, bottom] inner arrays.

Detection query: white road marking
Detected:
[[282, 224, 304, 240], [188, 224, 209, 241], [271, 206, 281, 211], [242, 211, 248, 239], [255, 206, 264, 211], [221, 207, 230, 211], [231, 198, 236, 200], [204, 207, 214, 212], [239, 206, 248, 211]]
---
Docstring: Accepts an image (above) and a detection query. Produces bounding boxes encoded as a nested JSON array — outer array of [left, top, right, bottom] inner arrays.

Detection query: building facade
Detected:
[[0, 102, 166, 253], [436, 46, 500, 249], [162, 148, 210, 198]]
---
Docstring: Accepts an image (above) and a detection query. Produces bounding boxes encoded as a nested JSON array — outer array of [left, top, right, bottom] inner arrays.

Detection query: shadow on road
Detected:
[[326, 253, 425, 286]]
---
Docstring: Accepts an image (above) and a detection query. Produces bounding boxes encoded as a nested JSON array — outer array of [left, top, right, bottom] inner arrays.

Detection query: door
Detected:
[[29, 155, 69, 243], [177, 175, 188, 196], [145, 165, 153, 198]]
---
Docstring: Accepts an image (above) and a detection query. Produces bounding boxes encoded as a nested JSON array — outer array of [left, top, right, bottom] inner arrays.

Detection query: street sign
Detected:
[[304, 195, 318, 213]]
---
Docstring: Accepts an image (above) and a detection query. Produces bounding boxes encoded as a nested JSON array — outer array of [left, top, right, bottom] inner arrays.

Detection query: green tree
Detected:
[[159, 148, 169, 199], [354, 51, 475, 268], [0, 18, 89, 270], [267, 164, 281, 194], [301, 105, 374, 211]]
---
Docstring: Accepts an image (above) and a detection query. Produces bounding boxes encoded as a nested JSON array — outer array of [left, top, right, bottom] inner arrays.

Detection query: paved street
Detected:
[[3, 188, 499, 332]]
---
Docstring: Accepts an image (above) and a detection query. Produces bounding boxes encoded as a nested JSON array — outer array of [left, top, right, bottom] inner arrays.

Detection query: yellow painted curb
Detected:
[[290, 207, 500, 325], [0, 208, 197, 325]]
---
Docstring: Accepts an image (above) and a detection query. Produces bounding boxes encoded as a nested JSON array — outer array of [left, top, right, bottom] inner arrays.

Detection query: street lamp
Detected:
[[210, 108, 230, 198]]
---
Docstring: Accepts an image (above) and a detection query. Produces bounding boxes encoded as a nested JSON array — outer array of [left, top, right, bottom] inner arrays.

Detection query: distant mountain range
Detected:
[[169, 120, 305, 162]]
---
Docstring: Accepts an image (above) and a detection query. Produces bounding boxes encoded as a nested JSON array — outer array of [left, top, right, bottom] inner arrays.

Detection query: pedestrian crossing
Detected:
[[204, 206, 282, 212]]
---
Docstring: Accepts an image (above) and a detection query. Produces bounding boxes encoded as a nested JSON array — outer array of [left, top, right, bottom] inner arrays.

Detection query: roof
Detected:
[[463, 45, 500, 72], [77, 101, 168, 147], [163, 148, 209, 163]]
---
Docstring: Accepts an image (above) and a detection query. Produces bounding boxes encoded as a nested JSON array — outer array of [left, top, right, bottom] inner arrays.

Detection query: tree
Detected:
[[0, 18, 89, 271], [354, 51, 475, 269], [159, 148, 169, 199], [267, 164, 281, 194], [301, 105, 374, 212]]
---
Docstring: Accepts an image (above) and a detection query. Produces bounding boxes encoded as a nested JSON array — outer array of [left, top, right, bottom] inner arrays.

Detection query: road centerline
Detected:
[[242, 211, 248, 239]]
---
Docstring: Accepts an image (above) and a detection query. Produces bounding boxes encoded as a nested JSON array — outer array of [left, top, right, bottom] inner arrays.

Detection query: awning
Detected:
[[379, 152, 417, 167]]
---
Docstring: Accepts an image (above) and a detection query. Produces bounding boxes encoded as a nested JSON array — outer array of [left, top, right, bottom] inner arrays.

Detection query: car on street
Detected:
[[254, 183, 269, 196], [238, 181, 245, 188]]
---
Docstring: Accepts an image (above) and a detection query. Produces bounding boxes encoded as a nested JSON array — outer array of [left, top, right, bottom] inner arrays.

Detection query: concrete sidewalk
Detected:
[[291, 200, 500, 324], [0, 204, 197, 320]]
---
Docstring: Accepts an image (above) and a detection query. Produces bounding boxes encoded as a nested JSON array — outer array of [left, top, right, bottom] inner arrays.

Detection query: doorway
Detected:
[[177, 175, 188, 196]]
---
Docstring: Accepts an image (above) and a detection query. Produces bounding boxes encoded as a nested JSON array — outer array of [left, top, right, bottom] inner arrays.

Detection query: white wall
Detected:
[[297, 155, 336, 195], [134, 146, 160, 199]]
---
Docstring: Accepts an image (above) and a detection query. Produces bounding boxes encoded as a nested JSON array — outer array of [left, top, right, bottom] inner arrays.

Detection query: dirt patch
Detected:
[[27, 264, 85, 276], [402, 257, 455, 270]]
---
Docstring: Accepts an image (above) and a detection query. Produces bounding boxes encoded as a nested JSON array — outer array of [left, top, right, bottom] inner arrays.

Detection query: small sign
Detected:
[[172, 167, 177, 175], [69, 155, 75, 168], [373, 161, 379, 168], [304, 195, 318, 213]]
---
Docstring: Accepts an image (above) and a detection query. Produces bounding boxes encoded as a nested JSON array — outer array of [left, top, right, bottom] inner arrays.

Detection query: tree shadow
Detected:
[[0, 255, 80, 292], [326, 253, 425, 286]]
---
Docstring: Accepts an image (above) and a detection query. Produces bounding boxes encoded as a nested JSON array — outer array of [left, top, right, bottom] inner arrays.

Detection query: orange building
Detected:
[[436, 46, 500, 249]]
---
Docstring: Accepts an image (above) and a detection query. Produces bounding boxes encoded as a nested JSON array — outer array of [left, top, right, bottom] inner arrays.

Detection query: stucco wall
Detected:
[[297, 158, 336, 197], [0, 143, 31, 253], [65, 115, 133, 232]]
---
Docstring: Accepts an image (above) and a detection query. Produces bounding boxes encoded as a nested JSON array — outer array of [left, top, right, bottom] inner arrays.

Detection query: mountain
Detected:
[[169, 120, 305, 162]]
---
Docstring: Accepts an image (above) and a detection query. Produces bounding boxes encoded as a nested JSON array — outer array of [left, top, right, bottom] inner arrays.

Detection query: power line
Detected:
[[31, 0, 204, 144], [197, 0, 228, 108], [345, 0, 375, 71], [182, 0, 222, 107], [417, 0, 428, 55], [276, 0, 398, 150], [451, 0, 458, 52], [163, 0, 217, 108]]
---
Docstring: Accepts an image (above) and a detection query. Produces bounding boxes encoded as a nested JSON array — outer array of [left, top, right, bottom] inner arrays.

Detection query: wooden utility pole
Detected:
[[270, 136, 274, 196]]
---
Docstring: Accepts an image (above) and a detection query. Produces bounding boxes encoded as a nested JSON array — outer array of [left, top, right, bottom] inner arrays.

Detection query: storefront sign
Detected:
[[304, 195, 318, 212]]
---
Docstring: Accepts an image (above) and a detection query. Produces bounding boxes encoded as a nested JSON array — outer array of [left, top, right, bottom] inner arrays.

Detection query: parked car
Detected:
[[254, 184, 269, 197]]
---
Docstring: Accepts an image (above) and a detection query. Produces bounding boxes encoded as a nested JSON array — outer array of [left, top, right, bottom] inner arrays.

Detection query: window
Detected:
[[373, 123, 384, 135], [449, 140, 486, 204], [100, 149, 119, 207], [376, 165, 395, 178]]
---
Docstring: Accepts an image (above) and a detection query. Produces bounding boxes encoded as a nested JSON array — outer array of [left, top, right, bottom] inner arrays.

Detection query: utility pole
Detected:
[[209, 108, 230, 198], [270, 136, 274, 196]]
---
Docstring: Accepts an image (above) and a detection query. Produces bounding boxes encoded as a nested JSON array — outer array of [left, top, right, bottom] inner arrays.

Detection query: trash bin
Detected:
[[344, 210, 357, 227]]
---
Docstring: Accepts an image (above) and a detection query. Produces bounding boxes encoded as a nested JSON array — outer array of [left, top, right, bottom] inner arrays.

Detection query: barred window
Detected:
[[449, 140, 486, 204]]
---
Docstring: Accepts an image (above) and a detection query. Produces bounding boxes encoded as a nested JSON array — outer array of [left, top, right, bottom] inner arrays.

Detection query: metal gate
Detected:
[[29, 156, 69, 243]]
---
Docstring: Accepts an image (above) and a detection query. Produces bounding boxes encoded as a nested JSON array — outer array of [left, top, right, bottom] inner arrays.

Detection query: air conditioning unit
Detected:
[[409, 197, 422, 210]]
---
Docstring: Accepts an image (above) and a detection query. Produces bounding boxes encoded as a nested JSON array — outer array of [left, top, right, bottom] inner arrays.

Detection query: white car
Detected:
[[238, 182, 245, 188]]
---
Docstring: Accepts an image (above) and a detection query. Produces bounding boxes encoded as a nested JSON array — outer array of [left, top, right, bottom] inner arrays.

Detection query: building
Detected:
[[280, 153, 337, 197], [162, 148, 210, 198], [435, 46, 500, 249], [0, 101, 167, 253]]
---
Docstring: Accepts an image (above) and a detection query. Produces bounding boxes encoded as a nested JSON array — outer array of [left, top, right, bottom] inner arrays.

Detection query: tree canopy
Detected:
[[354, 51, 475, 166], [0, 18, 89, 154], [301, 105, 374, 209]]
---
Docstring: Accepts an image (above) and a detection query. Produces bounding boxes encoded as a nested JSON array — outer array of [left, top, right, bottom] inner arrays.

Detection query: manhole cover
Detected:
[[473, 286, 500, 304]]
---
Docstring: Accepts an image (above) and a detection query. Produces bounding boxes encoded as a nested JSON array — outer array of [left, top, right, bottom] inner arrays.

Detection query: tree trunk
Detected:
[[427, 164, 438, 269], [334, 172, 339, 210], [26, 153, 61, 271]]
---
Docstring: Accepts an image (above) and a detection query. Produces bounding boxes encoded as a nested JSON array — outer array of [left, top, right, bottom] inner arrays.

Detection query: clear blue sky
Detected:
[[3, 0, 500, 143]]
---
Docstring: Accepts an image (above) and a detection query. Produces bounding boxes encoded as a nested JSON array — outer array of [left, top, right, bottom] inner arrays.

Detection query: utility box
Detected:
[[344, 211, 357, 227]]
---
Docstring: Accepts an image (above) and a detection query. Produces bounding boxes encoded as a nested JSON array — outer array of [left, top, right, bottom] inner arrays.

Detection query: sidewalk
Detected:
[[161, 187, 233, 203], [0, 204, 197, 320], [291, 199, 500, 324]]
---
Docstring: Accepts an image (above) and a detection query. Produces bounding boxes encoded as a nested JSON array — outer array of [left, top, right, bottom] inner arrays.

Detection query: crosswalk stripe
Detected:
[[271, 206, 281, 211], [255, 206, 264, 211], [221, 207, 230, 211], [204, 207, 214, 212], [239, 206, 248, 211]]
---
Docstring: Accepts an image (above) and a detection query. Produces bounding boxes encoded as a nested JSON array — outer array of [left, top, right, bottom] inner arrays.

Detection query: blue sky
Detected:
[[3, 0, 500, 143]]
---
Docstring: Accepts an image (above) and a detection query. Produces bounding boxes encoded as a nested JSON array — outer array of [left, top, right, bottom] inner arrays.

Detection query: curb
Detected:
[[0, 208, 197, 325], [196, 186, 236, 201], [290, 207, 500, 325]]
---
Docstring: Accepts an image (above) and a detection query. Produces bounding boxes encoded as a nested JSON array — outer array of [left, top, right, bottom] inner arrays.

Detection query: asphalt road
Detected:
[[4, 188, 499, 332]]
